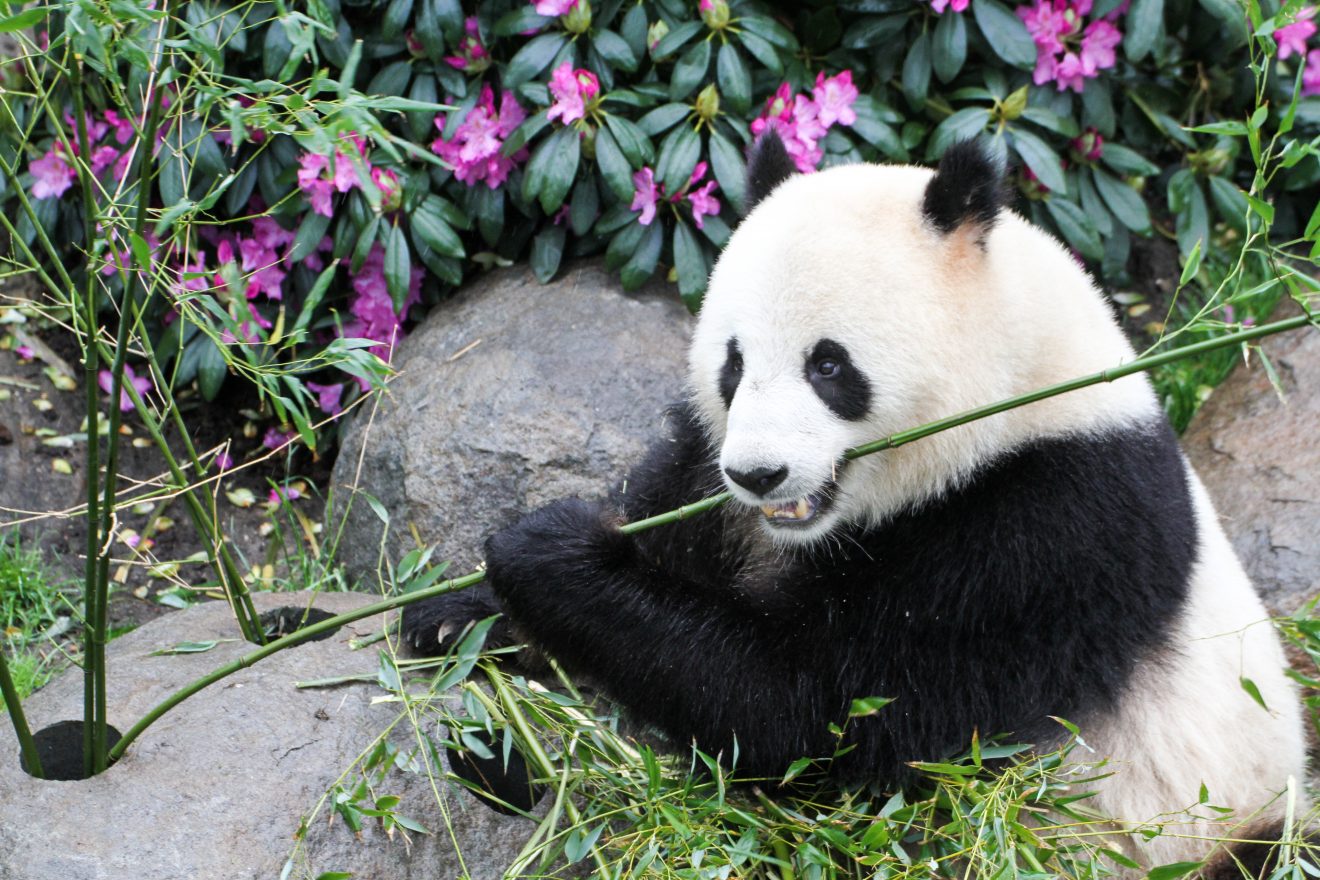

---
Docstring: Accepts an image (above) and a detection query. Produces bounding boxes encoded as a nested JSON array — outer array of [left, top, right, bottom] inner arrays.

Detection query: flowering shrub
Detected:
[[2, 0, 1317, 431]]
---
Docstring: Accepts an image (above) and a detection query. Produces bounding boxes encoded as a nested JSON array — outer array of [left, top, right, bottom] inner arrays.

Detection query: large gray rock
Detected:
[[1183, 317, 1320, 616], [332, 260, 693, 586], [0, 591, 535, 880]]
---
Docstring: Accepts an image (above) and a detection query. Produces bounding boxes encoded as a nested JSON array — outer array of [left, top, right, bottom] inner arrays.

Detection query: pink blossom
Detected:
[[534, 0, 577, 15], [750, 83, 832, 173], [262, 426, 296, 450], [30, 148, 77, 199], [1080, 20, 1122, 73], [812, 71, 858, 128], [430, 86, 527, 188], [340, 243, 423, 363], [1275, 8, 1316, 60], [63, 110, 109, 144], [1017, 0, 1123, 92], [445, 17, 491, 71], [238, 237, 286, 300], [546, 62, 600, 125], [931, 0, 970, 12], [1071, 128, 1104, 161], [687, 181, 721, 229], [306, 381, 345, 415], [103, 109, 135, 144], [15, 345, 34, 361], [251, 217, 295, 252], [631, 167, 662, 225], [1305, 49, 1320, 95], [297, 153, 335, 217], [98, 365, 154, 412], [268, 486, 302, 505], [371, 167, 402, 212], [89, 146, 120, 176], [214, 450, 234, 471], [1018, 0, 1074, 55]]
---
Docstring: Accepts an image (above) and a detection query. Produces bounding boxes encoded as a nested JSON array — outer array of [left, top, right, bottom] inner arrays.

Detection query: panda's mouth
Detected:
[[759, 482, 837, 527]]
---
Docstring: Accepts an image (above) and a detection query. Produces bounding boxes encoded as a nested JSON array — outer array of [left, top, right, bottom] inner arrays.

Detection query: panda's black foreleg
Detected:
[[483, 496, 844, 775]]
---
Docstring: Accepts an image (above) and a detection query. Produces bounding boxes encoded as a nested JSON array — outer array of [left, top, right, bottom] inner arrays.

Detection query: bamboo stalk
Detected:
[[104, 313, 1316, 764], [0, 646, 43, 779]]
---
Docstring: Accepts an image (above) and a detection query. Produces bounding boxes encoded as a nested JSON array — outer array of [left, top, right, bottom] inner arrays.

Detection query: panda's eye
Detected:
[[815, 359, 840, 379]]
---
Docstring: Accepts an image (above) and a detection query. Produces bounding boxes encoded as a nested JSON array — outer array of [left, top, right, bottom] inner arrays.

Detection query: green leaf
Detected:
[[1179, 238, 1202, 287], [1124, 0, 1164, 61], [842, 14, 908, 49], [735, 29, 784, 75], [384, 221, 411, 312], [1100, 143, 1159, 177], [1077, 174, 1114, 237], [606, 221, 646, 270], [412, 197, 465, 258], [569, 175, 598, 236], [717, 43, 752, 115], [530, 225, 566, 283], [1207, 176, 1249, 234], [656, 124, 701, 192], [670, 39, 712, 101], [604, 114, 655, 164], [972, 0, 1037, 68], [672, 221, 707, 309], [594, 128, 634, 200], [289, 211, 332, 263], [651, 20, 703, 58], [494, 6, 550, 36], [505, 33, 567, 88], [382, 0, 414, 40], [1011, 128, 1067, 194], [739, 15, 798, 50], [639, 103, 692, 137], [195, 336, 227, 401], [848, 696, 895, 717], [620, 221, 662, 290], [1045, 198, 1103, 259], [368, 60, 412, 98], [932, 11, 967, 83], [707, 129, 747, 215], [1081, 79, 1115, 136], [525, 126, 581, 213], [930, 108, 990, 158], [1020, 107, 1079, 137], [1092, 168, 1151, 233], [594, 29, 638, 72], [0, 6, 51, 32], [1146, 862, 1204, 880], [901, 31, 932, 107]]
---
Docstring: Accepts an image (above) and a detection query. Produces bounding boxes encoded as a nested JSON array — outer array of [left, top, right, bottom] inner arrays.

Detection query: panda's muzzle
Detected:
[[757, 479, 839, 527]]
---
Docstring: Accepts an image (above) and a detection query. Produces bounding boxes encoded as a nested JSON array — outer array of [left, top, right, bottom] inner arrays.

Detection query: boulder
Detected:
[[331, 260, 693, 586], [0, 591, 535, 880], [1183, 316, 1320, 616]]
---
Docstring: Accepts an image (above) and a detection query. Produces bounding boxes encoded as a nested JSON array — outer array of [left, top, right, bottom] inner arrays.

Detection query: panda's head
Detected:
[[690, 134, 1059, 544]]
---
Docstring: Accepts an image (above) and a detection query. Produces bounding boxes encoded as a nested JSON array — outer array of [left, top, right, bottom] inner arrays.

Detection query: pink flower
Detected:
[[15, 345, 34, 361], [1275, 8, 1316, 60], [297, 153, 335, 217], [546, 62, 600, 125], [1018, 0, 1074, 55], [214, 450, 235, 471], [1305, 49, 1320, 95], [534, 0, 577, 15], [98, 365, 153, 412], [431, 86, 527, 188], [812, 71, 858, 128], [631, 167, 662, 225], [1080, 20, 1122, 73], [268, 486, 302, 505], [444, 17, 491, 71], [90, 146, 120, 176], [103, 109, 135, 144], [263, 426, 296, 449], [371, 167, 402, 212], [251, 217, 295, 252], [29, 148, 77, 199], [687, 181, 721, 229], [63, 110, 109, 144], [1071, 128, 1104, 161], [1017, 0, 1123, 92], [306, 381, 345, 415], [750, 82, 837, 173], [931, 0, 970, 12], [238, 237, 286, 300], [340, 243, 423, 363]]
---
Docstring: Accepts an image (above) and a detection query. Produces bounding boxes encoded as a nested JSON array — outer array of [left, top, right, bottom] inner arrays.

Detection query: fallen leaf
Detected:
[[52, 458, 72, 474], [226, 487, 257, 508]]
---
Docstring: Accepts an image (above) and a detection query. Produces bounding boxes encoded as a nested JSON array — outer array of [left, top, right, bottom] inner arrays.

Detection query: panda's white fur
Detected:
[[691, 157, 1306, 867]]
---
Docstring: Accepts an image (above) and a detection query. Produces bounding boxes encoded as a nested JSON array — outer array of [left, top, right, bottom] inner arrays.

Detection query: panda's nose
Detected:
[[724, 465, 789, 496]]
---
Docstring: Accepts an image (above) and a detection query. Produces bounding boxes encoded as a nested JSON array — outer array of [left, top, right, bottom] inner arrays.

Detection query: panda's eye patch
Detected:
[[805, 339, 871, 421], [719, 337, 743, 408]]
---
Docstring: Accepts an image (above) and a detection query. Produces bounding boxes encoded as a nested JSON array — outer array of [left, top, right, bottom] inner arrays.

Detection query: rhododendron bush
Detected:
[[2, 0, 1317, 431]]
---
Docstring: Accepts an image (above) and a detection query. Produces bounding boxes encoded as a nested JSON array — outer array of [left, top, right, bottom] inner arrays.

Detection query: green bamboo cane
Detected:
[[103, 312, 1316, 765], [69, 53, 109, 777], [0, 645, 43, 779]]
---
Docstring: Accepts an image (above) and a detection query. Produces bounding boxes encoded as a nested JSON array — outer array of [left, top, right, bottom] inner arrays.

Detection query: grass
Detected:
[[0, 530, 77, 705]]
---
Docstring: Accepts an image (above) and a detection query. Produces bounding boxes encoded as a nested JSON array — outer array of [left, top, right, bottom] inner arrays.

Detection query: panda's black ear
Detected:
[[744, 131, 797, 214], [921, 140, 1005, 240]]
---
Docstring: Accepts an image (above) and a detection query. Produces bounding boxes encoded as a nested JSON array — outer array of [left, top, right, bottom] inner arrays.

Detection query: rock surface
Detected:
[[0, 591, 535, 880], [332, 260, 693, 585], [1183, 317, 1320, 616]]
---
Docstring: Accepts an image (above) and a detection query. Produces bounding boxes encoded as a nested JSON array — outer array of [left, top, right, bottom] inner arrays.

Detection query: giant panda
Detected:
[[403, 133, 1307, 873]]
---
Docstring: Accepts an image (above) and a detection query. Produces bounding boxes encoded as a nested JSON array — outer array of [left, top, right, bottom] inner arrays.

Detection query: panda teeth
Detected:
[[760, 498, 814, 520]]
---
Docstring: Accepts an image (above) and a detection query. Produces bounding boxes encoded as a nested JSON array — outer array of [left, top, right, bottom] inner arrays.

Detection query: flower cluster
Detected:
[[297, 136, 399, 217], [430, 84, 527, 188], [750, 72, 859, 173], [931, 0, 970, 13], [1274, 6, 1320, 96], [343, 242, 424, 366], [547, 62, 601, 125], [534, 0, 578, 15], [444, 17, 490, 73], [1016, 0, 1124, 93], [28, 108, 141, 199], [98, 365, 154, 412], [630, 162, 721, 229]]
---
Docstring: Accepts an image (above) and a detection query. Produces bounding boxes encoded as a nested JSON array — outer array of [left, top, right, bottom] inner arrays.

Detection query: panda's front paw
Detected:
[[400, 584, 515, 656], [484, 498, 631, 606]]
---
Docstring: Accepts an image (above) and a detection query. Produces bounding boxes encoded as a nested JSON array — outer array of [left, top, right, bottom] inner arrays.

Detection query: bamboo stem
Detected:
[[104, 312, 1317, 764], [0, 646, 43, 779]]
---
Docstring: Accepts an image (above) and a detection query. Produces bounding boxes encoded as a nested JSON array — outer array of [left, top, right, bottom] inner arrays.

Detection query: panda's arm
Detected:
[[483, 497, 851, 775]]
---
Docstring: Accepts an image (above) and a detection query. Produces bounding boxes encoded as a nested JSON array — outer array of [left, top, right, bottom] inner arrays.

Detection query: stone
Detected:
[[332, 260, 693, 586], [1183, 315, 1320, 617], [0, 591, 535, 880]]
